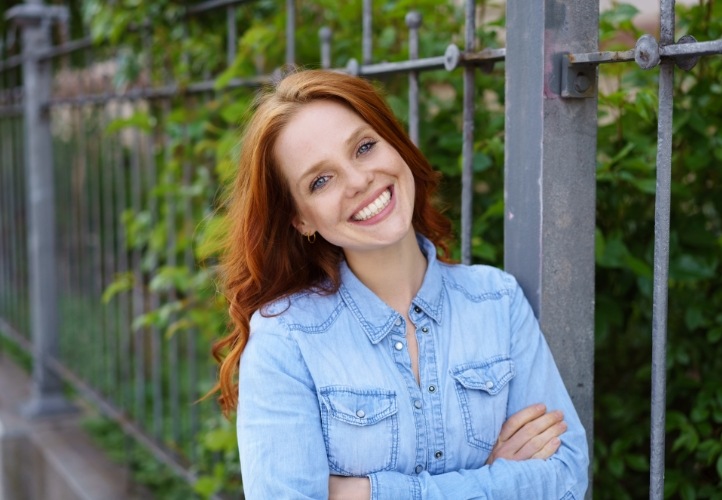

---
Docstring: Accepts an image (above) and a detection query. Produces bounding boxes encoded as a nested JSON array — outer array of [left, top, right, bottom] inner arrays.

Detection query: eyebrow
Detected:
[[296, 124, 373, 188]]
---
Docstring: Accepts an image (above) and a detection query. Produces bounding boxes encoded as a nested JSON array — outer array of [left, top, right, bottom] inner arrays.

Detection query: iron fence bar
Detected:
[[161, 97, 182, 448], [130, 110, 146, 426], [227, 4, 237, 67], [87, 92, 108, 397], [460, 0, 475, 266], [568, 38, 722, 67], [180, 22, 201, 463], [73, 72, 90, 383], [406, 11, 421, 146], [319, 27, 332, 69], [349, 46, 505, 78], [56, 118, 72, 363], [99, 91, 118, 402], [181, 122, 201, 463], [363, 0, 372, 64], [568, 49, 635, 65], [649, 0, 675, 496], [111, 90, 133, 422], [0, 114, 12, 325], [149, 130, 164, 440], [185, 0, 256, 15], [661, 38, 722, 57], [286, 0, 295, 66], [0, 56, 23, 72], [45, 75, 270, 106], [0, 318, 33, 353], [37, 37, 93, 62]]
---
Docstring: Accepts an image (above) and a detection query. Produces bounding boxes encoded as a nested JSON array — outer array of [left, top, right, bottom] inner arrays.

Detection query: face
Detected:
[[275, 99, 416, 257]]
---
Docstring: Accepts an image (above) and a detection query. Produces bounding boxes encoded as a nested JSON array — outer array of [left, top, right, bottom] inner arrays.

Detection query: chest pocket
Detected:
[[319, 387, 398, 476], [451, 357, 515, 451]]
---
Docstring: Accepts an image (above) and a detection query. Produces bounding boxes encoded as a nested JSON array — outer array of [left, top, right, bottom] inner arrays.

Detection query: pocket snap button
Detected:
[[356, 409, 365, 418]]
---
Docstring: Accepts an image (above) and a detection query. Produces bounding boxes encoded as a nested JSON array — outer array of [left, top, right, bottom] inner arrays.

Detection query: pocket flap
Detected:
[[320, 387, 397, 426], [451, 358, 515, 395]]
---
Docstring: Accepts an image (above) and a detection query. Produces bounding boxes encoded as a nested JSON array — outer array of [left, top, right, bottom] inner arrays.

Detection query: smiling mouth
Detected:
[[351, 188, 392, 221]]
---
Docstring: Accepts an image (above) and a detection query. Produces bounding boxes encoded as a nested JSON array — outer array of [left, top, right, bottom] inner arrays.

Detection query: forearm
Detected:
[[370, 454, 585, 500]]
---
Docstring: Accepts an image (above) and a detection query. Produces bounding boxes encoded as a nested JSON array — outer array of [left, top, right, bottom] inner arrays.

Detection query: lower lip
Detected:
[[350, 187, 395, 226]]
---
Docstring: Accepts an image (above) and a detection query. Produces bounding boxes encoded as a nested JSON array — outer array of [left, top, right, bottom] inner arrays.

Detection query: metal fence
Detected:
[[1, 0, 721, 497]]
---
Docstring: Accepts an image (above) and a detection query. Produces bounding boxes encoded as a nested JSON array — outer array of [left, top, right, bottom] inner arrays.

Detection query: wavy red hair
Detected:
[[212, 70, 454, 416]]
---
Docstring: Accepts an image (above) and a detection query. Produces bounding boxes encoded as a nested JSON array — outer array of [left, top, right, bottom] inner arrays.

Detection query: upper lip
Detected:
[[349, 185, 392, 220]]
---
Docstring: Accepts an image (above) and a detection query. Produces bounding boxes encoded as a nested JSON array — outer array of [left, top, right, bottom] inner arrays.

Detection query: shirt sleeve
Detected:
[[368, 275, 589, 499], [237, 319, 330, 499]]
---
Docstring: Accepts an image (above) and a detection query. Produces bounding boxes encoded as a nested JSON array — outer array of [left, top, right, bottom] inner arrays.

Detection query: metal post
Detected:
[[7, 2, 74, 417], [319, 27, 332, 70], [406, 11, 421, 146], [505, 0, 597, 487], [362, 0, 372, 64], [285, 0, 295, 67], [461, 0, 475, 265], [650, 2, 675, 497], [227, 4, 237, 67]]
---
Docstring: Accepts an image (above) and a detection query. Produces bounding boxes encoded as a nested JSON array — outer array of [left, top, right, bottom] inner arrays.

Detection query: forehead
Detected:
[[275, 100, 367, 163]]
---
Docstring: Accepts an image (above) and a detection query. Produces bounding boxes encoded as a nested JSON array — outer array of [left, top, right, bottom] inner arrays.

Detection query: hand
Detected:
[[328, 475, 371, 500], [486, 403, 567, 465]]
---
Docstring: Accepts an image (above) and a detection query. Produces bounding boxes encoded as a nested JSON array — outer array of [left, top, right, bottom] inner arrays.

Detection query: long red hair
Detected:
[[212, 70, 454, 416]]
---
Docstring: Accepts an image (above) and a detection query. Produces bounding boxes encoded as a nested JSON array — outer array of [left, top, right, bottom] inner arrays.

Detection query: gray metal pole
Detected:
[[460, 0, 475, 266], [505, 0, 597, 490], [650, 1, 675, 496], [8, 2, 74, 417], [285, 0, 295, 67], [406, 11, 421, 146], [362, 0, 372, 65], [319, 27, 332, 70]]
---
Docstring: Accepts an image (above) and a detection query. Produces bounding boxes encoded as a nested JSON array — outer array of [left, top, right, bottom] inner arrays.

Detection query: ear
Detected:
[[292, 216, 313, 236]]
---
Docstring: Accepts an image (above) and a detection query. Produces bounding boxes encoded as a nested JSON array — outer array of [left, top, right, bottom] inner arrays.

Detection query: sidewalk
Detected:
[[0, 354, 148, 500]]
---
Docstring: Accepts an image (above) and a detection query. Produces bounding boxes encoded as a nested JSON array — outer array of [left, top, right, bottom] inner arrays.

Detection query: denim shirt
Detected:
[[237, 236, 589, 499]]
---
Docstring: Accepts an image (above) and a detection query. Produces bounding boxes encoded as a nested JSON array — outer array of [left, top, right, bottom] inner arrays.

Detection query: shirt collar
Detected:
[[339, 234, 445, 345]]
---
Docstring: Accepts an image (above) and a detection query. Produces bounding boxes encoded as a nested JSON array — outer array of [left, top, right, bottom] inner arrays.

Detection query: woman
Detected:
[[213, 70, 588, 499]]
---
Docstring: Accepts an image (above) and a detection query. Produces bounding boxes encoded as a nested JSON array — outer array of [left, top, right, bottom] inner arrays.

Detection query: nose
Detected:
[[343, 164, 373, 197]]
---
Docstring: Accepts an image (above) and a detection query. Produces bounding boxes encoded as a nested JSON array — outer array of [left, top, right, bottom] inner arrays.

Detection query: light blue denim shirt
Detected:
[[238, 235, 588, 499]]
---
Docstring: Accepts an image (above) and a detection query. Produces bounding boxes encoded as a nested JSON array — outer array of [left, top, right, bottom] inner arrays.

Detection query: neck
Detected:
[[344, 231, 427, 314]]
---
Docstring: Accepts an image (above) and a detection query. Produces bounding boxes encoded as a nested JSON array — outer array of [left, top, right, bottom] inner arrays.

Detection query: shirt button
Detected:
[[434, 451, 443, 459], [414, 306, 422, 313], [414, 400, 422, 409], [421, 327, 429, 333], [428, 385, 436, 393], [485, 381, 494, 390], [356, 409, 365, 418], [394, 341, 404, 351], [415, 464, 424, 474], [394, 317, 402, 326]]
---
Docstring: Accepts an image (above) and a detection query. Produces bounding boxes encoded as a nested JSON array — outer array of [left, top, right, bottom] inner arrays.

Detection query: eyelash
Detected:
[[356, 139, 377, 157], [309, 139, 378, 193]]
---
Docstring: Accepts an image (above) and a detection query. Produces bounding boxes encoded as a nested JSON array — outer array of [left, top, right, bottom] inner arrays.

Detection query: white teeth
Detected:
[[352, 189, 391, 221]]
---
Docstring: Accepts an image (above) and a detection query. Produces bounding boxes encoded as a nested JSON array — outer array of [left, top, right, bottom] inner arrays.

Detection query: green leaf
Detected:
[[101, 273, 134, 304]]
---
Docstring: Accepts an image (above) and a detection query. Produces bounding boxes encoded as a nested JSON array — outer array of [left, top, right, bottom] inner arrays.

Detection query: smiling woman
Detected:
[[211, 70, 589, 499]]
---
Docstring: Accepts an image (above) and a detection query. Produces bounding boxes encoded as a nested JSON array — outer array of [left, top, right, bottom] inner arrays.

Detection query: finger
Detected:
[[531, 436, 562, 460], [503, 410, 564, 452], [516, 420, 567, 459], [498, 403, 547, 442]]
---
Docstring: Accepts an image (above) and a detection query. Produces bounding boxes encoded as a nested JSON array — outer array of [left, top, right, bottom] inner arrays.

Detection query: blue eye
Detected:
[[356, 140, 376, 157], [310, 175, 330, 192]]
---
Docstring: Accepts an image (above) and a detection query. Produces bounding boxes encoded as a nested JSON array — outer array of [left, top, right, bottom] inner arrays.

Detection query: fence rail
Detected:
[[2, 0, 721, 497]]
